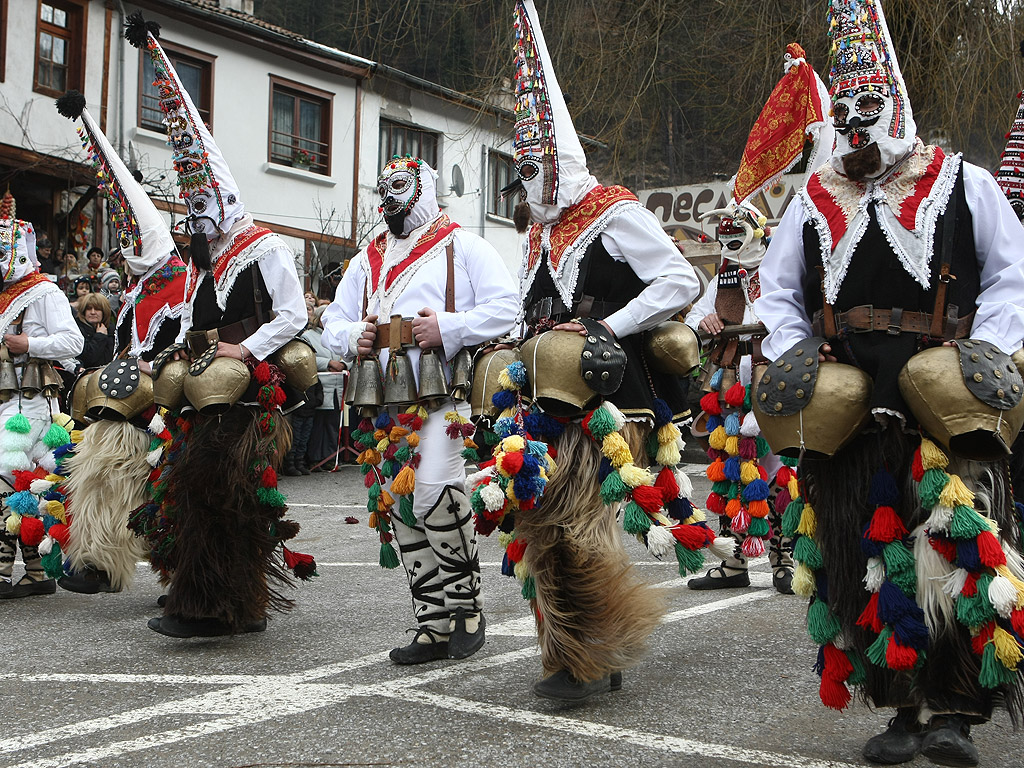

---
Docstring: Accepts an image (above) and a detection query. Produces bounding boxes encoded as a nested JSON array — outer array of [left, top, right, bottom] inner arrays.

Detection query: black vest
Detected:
[[189, 263, 267, 333]]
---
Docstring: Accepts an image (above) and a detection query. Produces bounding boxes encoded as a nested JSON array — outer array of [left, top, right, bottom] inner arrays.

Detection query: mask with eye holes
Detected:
[[376, 156, 440, 238], [829, 87, 913, 181]]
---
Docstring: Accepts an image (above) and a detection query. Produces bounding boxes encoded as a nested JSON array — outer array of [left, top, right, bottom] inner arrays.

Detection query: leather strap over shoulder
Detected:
[[445, 241, 456, 314], [579, 317, 626, 396], [957, 339, 1023, 410], [755, 337, 827, 416]]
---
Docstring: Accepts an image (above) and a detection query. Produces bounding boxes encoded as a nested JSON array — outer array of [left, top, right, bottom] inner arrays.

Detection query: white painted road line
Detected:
[[0, 582, 790, 767]]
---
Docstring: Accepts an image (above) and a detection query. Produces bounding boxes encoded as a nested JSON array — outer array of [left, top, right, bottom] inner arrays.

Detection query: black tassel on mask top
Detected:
[[189, 232, 212, 271], [124, 11, 161, 48]]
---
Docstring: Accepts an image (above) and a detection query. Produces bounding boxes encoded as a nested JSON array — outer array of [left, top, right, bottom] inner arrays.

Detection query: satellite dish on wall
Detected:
[[450, 164, 465, 197]]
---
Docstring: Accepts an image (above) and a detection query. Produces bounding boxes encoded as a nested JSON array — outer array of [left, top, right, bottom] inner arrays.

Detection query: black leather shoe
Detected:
[[59, 566, 119, 594], [390, 628, 449, 664], [0, 580, 12, 598], [147, 614, 266, 638], [687, 565, 749, 590], [5, 576, 57, 598], [773, 566, 794, 595], [863, 708, 924, 764], [921, 715, 979, 767], [448, 608, 486, 659], [533, 669, 623, 703]]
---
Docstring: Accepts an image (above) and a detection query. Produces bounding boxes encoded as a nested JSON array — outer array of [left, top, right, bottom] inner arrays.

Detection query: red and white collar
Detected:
[[801, 139, 962, 304]]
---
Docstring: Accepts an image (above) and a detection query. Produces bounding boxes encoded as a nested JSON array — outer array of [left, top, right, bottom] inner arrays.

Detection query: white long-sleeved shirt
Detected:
[[322, 226, 519, 381], [522, 205, 701, 338], [25, 289, 85, 362], [175, 243, 306, 361], [756, 161, 1024, 361]]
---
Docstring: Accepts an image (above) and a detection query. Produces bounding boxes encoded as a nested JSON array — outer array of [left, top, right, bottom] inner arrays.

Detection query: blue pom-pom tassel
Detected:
[[868, 469, 900, 506], [813, 643, 826, 677], [374, 413, 392, 430], [741, 478, 770, 501], [706, 414, 724, 432], [709, 368, 723, 391], [8, 491, 37, 516], [598, 456, 613, 482], [956, 539, 982, 572], [492, 389, 517, 410], [723, 456, 742, 483], [652, 398, 673, 428], [724, 412, 741, 436]]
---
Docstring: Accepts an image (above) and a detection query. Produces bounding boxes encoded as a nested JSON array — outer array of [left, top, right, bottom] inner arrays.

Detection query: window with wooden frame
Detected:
[[379, 119, 439, 171], [487, 150, 515, 220], [34, 0, 86, 96], [139, 42, 214, 132], [269, 77, 332, 175]]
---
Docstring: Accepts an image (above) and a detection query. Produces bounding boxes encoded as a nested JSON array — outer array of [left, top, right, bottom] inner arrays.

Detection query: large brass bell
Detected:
[[417, 348, 449, 409], [343, 359, 359, 407], [352, 355, 385, 416], [153, 357, 189, 410], [384, 350, 418, 407], [450, 348, 473, 402], [20, 360, 42, 399], [39, 362, 62, 399], [0, 351, 17, 404]]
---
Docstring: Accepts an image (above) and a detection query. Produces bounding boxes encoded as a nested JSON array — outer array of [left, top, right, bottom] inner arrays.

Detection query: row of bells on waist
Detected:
[[0, 358, 62, 403], [347, 346, 473, 415]]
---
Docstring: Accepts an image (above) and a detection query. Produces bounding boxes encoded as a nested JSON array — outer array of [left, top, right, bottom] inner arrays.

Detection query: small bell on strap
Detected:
[[450, 347, 473, 402], [20, 360, 43, 400], [352, 355, 385, 417], [383, 350, 418, 407], [417, 347, 450, 409]]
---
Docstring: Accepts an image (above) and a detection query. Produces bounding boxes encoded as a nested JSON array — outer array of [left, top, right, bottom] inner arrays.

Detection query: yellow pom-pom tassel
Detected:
[[70, 429, 85, 444], [46, 500, 66, 523], [368, 511, 379, 529], [406, 433, 420, 449], [657, 423, 680, 446], [379, 489, 395, 508], [656, 442, 681, 467], [505, 482, 518, 502], [376, 437, 391, 453], [787, 477, 799, 500], [793, 562, 816, 597], [45, 474, 64, 484], [920, 438, 949, 470], [5, 513, 21, 535], [619, 463, 654, 489], [52, 412, 74, 430], [684, 507, 707, 524], [993, 625, 1024, 669], [497, 368, 515, 391], [497, 531, 514, 548], [503, 435, 525, 454], [797, 503, 817, 537], [724, 436, 739, 456], [740, 461, 760, 485], [602, 431, 633, 468], [938, 474, 974, 508], [708, 426, 727, 451], [514, 559, 529, 582], [374, 428, 388, 441], [391, 465, 416, 496], [389, 426, 410, 442]]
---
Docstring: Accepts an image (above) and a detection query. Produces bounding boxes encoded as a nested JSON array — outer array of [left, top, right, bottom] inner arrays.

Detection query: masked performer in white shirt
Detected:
[[126, 13, 312, 638], [485, 0, 704, 703], [54, 90, 188, 595], [755, 2, 1024, 765], [0, 193, 83, 598], [323, 156, 519, 663]]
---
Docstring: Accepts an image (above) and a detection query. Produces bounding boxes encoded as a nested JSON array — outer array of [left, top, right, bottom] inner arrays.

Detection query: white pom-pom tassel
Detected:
[[146, 447, 164, 467], [740, 411, 760, 437], [603, 401, 626, 431], [645, 524, 675, 558], [38, 452, 57, 474], [148, 412, 166, 435], [988, 574, 1018, 618], [37, 536, 54, 556], [709, 536, 736, 561], [942, 567, 969, 599], [29, 478, 51, 495], [863, 556, 885, 593], [926, 505, 954, 533], [674, 468, 693, 498], [480, 482, 506, 512], [465, 468, 492, 489]]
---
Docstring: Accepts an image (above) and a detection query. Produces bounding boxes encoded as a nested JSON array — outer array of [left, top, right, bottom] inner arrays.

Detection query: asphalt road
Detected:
[[1, 461, 1019, 768]]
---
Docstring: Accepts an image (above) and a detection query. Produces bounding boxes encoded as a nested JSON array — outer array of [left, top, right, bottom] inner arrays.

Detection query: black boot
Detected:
[[297, 459, 311, 476], [281, 455, 302, 477], [921, 714, 978, 767], [59, 565, 118, 594], [448, 607, 485, 659], [533, 669, 623, 703], [389, 627, 449, 664], [862, 707, 924, 764]]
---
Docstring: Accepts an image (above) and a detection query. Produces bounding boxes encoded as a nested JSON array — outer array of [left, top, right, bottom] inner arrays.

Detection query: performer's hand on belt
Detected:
[[413, 307, 442, 349], [698, 312, 724, 336], [3, 333, 28, 355], [215, 341, 249, 361], [818, 343, 838, 362], [172, 348, 191, 361], [138, 359, 153, 375], [552, 319, 616, 338], [357, 314, 378, 357]]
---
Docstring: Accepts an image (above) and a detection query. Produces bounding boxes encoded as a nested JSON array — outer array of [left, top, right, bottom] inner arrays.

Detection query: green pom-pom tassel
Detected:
[[979, 641, 1017, 688], [781, 455, 800, 468], [747, 516, 770, 538], [754, 436, 770, 459], [394, 446, 412, 463], [600, 471, 629, 504], [806, 599, 841, 645], [379, 542, 400, 569], [587, 406, 616, 441], [950, 504, 990, 540], [482, 429, 500, 446], [794, 535, 823, 570], [865, 626, 893, 668], [918, 468, 948, 509], [381, 459, 396, 477], [41, 546, 63, 579], [360, 462, 373, 476], [882, 542, 916, 591], [399, 494, 416, 527], [727, 482, 741, 500], [461, 448, 480, 462], [5, 413, 31, 434], [622, 501, 651, 535], [521, 575, 536, 600], [43, 423, 71, 448], [847, 650, 867, 686], [711, 480, 731, 496], [256, 486, 286, 507], [782, 499, 803, 537], [675, 541, 705, 575], [470, 487, 486, 514], [956, 574, 996, 627]]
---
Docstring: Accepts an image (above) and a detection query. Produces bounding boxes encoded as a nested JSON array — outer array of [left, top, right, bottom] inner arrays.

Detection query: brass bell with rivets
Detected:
[[449, 348, 473, 402], [417, 347, 450, 408], [0, 349, 18, 404], [352, 355, 385, 416], [20, 360, 42, 399], [383, 350, 418, 407]]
